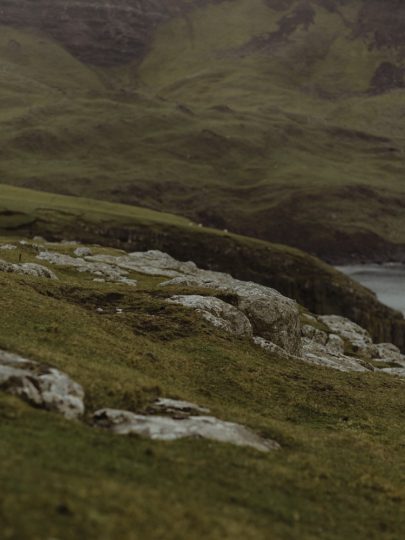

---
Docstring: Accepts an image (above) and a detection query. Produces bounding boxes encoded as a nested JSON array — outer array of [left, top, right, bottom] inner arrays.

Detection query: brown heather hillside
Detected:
[[1, 0, 405, 261]]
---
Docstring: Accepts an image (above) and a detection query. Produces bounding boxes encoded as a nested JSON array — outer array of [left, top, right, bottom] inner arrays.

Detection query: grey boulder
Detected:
[[168, 295, 253, 337], [0, 259, 57, 280], [0, 350, 84, 419]]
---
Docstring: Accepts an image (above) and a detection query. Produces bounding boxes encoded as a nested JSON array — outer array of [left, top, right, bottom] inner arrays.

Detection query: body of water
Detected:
[[337, 264, 405, 316]]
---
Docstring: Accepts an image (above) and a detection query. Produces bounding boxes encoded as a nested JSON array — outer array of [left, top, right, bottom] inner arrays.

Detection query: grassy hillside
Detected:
[[2, 183, 405, 353], [0, 235, 404, 539], [1, 1, 405, 260]]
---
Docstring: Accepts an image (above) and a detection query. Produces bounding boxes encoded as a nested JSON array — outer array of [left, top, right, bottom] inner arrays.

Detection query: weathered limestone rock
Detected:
[[88, 250, 301, 353], [69, 249, 302, 354], [301, 324, 328, 345], [162, 277, 301, 355], [74, 247, 92, 257], [147, 398, 210, 417], [254, 333, 368, 373], [0, 350, 84, 419], [88, 250, 198, 278], [0, 259, 57, 279], [37, 251, 137, 286], [300, 321, 369, 372], [326, 334, 346, 355], [0, 244, 16, 251], [319, 315, 373, 356], [232, 282, 302, 355], [370, 343, 405, 365], [380, 367, 405, 377], [302, 341, 370, 373], [168, 295, 253, 337], [93, 409, 280, 452], [253, 336, 297, 359]]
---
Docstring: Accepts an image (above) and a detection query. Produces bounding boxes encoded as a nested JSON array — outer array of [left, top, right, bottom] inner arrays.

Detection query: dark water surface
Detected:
[[337, 264, 405, 316]]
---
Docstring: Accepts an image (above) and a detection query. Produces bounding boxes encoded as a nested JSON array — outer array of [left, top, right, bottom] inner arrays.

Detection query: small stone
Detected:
[[74, 247, 92, 257], [149, 398, 210, 416]]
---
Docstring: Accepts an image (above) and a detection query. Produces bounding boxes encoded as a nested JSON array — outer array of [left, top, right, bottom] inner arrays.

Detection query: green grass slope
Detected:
[[1, 183, 405, 352], [1, 1, 405, 260], [0, 236, 404, 539]]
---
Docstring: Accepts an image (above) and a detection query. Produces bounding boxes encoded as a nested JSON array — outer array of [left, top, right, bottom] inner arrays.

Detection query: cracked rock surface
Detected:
[[0, 259, 57, 279], [168, 295, 253, 337], [0, 350, 84, 419], [93, 406, 280, 453], [37, 251, 137, 286]]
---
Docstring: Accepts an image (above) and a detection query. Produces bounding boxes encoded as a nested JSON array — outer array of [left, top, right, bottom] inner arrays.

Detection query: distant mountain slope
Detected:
[[1, 0, 405, 260]]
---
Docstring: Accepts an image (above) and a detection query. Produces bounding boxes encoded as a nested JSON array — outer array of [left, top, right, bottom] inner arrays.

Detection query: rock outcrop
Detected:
[[2, 239, 404, 378], [88, 250, 198, 278], [0, 258, 57, 279], [93, 405, 280, 453], [0, 350, 84, 419], [37, 251, 137, 286], [31, 243, 405, 376], [318, 315, 373, 357], [168, 295, 253, 337], [91, 250, 302, 354]]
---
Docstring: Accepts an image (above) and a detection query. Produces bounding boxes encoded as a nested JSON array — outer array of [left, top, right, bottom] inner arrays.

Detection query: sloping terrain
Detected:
[[0, 0, 405, 261], [2, 183, 405, 351], [0, 235, 404, 540], [1, 0, 405, 260]]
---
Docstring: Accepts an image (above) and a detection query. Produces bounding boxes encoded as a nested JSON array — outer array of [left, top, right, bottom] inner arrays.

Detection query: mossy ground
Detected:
[[0, 236, 404, 539]]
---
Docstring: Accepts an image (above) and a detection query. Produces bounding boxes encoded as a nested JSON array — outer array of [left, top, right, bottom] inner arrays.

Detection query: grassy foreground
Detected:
[[0, 237, 404, 539]]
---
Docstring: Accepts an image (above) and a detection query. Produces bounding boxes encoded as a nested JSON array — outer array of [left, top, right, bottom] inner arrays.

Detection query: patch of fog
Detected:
[[337, 264, 405, 316]]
